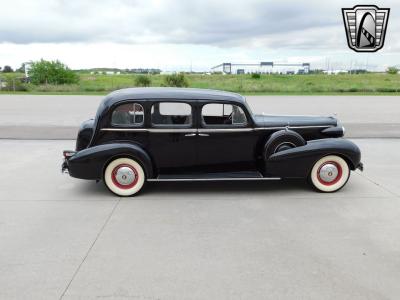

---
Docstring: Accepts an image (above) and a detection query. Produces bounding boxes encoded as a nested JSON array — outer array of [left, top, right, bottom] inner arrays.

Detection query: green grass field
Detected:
[[1, 72, 400, 95]]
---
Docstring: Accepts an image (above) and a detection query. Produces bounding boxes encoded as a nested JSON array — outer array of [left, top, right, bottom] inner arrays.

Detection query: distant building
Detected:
[[211, 62, 310, 75], [323, 70, 349, 75], [104, 71, 120, 75], [130, 68, 161, 74]]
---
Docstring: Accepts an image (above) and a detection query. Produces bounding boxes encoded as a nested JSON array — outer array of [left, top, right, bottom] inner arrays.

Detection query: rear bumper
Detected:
[[61, 150, 76, 174], [61, 159, 69, 174]]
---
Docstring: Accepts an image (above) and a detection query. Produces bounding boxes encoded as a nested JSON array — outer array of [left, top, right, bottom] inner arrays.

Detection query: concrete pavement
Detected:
[[1, 94, 399, 299], [0, 95, 399, 138], [0, 139, 399, 299]]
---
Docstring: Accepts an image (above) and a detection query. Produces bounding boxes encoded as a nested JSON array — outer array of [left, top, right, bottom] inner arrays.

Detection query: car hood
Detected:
[[253, 114, 338, 128]]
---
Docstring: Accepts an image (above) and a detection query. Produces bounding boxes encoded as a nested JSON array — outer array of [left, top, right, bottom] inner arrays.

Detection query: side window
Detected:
[[202, 103, 247, 126], [112, 103, 144, 126], [151, 102, 192, 126]]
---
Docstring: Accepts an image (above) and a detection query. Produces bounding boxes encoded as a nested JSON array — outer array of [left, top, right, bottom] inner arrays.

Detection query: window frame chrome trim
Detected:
[[200, 103, 248, 127], [150, 101, 193, 127], [111, 102, 145, 127]]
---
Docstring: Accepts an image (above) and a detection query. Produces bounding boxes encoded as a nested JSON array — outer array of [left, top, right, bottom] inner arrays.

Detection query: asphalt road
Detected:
[[0, 138, 400, 299], [0, 95, 399, 138]]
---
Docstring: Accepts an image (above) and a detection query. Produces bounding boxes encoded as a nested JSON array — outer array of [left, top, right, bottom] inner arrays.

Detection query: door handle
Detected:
[[198, 133, 209, 137], [184, 133, 196, 137]]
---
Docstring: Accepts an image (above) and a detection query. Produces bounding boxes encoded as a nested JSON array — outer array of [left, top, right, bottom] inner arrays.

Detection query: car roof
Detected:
[[101, 87, 246, 107]]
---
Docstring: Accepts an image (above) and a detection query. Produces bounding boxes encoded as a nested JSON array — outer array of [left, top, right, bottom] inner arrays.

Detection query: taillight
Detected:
[[63, 150, 76, 158]]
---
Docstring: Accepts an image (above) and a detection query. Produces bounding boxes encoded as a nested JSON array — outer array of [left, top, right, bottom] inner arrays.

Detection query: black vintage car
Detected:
[[62, 88, 363, 196]]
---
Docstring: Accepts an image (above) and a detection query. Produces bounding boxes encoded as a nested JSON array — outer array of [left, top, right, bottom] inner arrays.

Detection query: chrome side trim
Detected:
[[101, 128, 197, 133], [198, 128, 253, 133], [101, 128, 148, 132], [101, 125, 333, 133], [149, 128, 197, 133], [253, 125, 333, 131], [147, 177, 281, 182], [289, 125, 334, 129], [261, 113, 335, 118], [253, 127, 285, 131]]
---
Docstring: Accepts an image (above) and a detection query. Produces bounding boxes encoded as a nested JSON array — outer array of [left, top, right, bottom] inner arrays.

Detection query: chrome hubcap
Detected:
[[115, 166, 135, 186], [319, 163, 339, 183]]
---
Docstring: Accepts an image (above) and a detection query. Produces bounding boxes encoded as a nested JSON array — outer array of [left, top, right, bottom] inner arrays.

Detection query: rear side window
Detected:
[[202, 103, 247, 126], [151, 102, 192, 126], [112, 103, 144, 126]]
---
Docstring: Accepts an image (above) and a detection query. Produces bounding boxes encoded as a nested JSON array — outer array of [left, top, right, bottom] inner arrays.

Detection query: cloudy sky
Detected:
[[0, 0, 399, 71]]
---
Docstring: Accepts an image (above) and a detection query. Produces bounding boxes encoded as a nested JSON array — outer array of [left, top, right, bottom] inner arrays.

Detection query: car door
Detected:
[[148, 101, 198, 174], [196, 101, 258, 173]]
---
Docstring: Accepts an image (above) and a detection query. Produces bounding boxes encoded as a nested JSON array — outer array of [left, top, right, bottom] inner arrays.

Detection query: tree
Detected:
[[387, 67, 398, 75], [16, 63, 26, 73], [2, 65, 13, 73], [29, 59, 79, 85]]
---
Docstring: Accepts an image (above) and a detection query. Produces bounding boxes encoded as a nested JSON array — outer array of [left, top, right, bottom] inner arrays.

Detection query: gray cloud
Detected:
[[0, 0, 398, 51]]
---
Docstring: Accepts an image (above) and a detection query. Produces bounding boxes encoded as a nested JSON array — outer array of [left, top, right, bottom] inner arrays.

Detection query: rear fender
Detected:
[[265, 138, 361, 178], [68, 143, 154, 180]]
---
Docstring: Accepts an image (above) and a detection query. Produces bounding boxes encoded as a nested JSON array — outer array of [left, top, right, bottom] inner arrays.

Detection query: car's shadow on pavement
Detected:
[[143, 179, 311, 196], [77, 179, 312, 198]]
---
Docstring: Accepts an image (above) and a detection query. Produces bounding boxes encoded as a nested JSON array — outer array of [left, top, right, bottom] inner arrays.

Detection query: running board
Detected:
[[147, 171, 281, 182]]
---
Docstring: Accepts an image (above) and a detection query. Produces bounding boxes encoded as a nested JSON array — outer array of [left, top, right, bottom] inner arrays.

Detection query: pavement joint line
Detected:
[[59, 198, 121, 300], [0, 199, 116, 202], [355, 172, 400, 198], [0, 138, 76, 141]]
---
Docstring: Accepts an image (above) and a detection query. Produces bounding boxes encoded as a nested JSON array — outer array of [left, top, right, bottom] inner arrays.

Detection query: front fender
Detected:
[[265, 138, 361, 178], [68, 143, 154, 180]]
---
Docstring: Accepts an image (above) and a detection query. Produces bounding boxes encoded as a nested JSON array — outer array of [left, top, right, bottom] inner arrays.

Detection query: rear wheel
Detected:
[[309, 155, 350, 192], [104, 158, 145, 196]]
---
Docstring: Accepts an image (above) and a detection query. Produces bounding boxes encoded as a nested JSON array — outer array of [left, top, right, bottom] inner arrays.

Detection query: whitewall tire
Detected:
[[310, 155, 350, 193], [104, 158, 145, 196]]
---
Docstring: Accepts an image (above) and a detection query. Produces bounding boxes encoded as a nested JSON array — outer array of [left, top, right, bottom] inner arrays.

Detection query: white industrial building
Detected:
[[211, 62, 310, 75]]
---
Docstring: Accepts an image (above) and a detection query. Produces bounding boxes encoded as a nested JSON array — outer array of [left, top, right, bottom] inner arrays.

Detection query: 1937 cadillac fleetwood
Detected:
[[62, 88, 363, 196]]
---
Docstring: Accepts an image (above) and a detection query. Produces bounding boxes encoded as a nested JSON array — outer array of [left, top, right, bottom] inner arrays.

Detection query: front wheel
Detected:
[[309, 155, 350, 193], [104, 157, 145, 196]]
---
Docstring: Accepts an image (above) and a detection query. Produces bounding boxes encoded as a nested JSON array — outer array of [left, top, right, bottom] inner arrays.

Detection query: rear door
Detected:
[[148, 101, 197, 174]]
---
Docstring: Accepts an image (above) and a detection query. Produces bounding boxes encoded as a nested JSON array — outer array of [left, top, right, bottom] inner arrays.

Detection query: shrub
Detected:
[[251, 73, 261, 79], [32, 84, 80, 93], [0, 75, 28, 91], [163, 73, 189, 87], [29, 59, 79, 85], [376, 87, 398, 93], [134, 75, 151, 87], [387, 67, 398, 75]]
